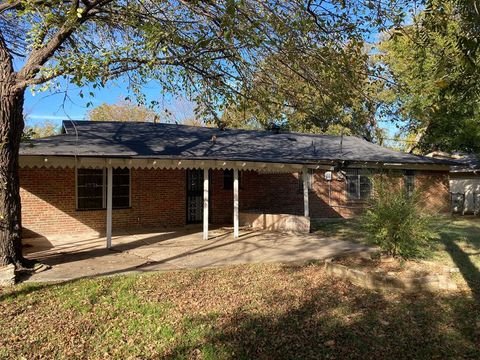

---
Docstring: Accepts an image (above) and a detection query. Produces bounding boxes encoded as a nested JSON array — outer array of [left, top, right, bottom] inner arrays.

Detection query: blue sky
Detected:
[[24, 77, 196, 128]]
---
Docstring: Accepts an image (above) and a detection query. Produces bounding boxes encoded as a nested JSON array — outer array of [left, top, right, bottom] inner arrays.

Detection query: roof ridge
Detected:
[[63, 120, 367, 140]]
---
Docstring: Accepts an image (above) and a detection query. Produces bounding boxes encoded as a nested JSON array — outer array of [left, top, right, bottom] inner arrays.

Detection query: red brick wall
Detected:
[[309, 172, 364, 218], [20, 168, 186, 237], [416, 170, 450, 213], [209, 170, 234, 224], [20, 167, 450, 237], [236, 169, 450, 219], [308, 170, 451, 218], [239, 171, 304, 214], [231, 170, 362, 218], [210, 170, 307, 223]]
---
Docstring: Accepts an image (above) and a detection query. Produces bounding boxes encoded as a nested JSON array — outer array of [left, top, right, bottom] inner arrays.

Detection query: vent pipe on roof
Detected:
[[266, 122, 282, 134]]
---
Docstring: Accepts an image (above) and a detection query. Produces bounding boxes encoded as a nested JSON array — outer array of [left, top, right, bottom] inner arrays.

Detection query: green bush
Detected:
[[361, 175, 437, 259]]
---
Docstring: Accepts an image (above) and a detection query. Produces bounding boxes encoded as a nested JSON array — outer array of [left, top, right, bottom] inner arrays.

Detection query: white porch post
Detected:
[[106, 166, 113, 248], [303, 168, 309, 217], [203, 168, 209, 240], [233, 168, 239, 238]]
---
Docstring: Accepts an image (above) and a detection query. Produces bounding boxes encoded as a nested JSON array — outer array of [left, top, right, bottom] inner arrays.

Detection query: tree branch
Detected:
[[0, 1, 21, 13], [15, 0, 114, 89]]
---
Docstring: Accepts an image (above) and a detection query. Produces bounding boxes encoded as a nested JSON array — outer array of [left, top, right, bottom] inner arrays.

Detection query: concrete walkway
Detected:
[[22, 226, 372, 282]]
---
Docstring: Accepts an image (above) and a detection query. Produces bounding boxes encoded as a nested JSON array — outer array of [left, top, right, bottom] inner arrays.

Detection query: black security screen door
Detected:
[[186, 169, 204, 223]]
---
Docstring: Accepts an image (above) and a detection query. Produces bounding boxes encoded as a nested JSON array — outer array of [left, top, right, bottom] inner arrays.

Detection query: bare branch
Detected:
[[0, 1, 21, 13]]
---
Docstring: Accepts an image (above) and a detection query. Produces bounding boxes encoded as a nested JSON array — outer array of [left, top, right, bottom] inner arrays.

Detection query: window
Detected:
[[298, 169, 314, 192], [403, 170, 415, 196], [223, 169, 242, 190], [346, 169, 372, 200], [77, 168, 105, 210], [112, 167, 131, 208], [77, 168, 130, 210]]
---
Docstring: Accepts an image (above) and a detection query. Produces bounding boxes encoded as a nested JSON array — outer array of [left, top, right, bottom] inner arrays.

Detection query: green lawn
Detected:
[[1, 218, 480, 359], [430, 217, 480, 298]]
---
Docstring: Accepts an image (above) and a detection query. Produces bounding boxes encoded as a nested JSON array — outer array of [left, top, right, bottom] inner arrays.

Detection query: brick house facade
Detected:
[[20, 167, 450, 238], [19, 121, 455, 241]]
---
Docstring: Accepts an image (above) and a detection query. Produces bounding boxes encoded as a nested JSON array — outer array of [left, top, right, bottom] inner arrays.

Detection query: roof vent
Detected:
[[267, 123, 283, 134]]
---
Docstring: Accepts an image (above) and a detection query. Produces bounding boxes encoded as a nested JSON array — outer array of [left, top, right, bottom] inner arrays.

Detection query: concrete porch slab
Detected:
[[21, 227, 372, 283]]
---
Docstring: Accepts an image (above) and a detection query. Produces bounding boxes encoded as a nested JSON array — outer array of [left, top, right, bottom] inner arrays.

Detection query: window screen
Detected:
[[77, 168, 105, 210], [112, 168, 130, 208], [77, 168, 130, 210], [403, 170, 415, 196], [223, 169, 233, 190], [346, 169, 372, 200]]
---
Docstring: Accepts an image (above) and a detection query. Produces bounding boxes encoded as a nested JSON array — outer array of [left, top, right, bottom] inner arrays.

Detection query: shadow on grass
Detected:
[[163, 266, 479, 359], [313, 216, 480, 302], [2, 262, 480, 359], [436, 219, 480, 303]]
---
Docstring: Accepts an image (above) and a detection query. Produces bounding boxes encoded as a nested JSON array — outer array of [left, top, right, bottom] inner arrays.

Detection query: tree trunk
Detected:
[[0, 85, 25, 267], [0, 28, 26, 268]]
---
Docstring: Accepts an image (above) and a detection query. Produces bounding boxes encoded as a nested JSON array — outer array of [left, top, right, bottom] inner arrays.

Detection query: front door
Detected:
[[186, 169, 205, 223]]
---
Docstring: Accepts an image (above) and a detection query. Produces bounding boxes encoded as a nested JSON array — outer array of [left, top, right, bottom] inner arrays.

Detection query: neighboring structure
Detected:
[[19, 121, 453, 245], [428, 151, 480, 214]]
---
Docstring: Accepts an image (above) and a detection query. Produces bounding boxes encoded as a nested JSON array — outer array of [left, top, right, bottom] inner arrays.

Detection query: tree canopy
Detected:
[[378, 0, 480, 153], [221, 43, 384, 141], [87, 100, 160, 122], [22, 121, 59, 140], [2, 0, 403, 123]]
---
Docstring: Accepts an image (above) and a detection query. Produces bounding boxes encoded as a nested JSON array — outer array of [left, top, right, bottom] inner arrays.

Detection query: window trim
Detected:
[[75, 167, 131, 211], [403, 169, 415, 196], [345, 169, 372, 201]]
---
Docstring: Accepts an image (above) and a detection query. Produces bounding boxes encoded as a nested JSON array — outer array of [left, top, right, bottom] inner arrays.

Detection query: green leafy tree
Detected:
[[379, 1, 480, 153], [87, 100, 160, 122], [22, 121, 59, 140]]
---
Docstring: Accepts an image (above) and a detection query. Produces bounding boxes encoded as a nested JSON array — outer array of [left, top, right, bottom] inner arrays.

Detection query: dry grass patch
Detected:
[[1, 262, 479, 359]]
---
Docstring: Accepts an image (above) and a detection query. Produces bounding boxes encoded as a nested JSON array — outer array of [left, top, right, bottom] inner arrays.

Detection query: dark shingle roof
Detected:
[[19, 120, 454, 166], [427, 152, 480, 172], [454, 153, 480, 172]]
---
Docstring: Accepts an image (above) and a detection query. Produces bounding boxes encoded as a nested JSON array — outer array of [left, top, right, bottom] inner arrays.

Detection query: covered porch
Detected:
[[20, 155, 328, 247], [21, 225, 372, 282]]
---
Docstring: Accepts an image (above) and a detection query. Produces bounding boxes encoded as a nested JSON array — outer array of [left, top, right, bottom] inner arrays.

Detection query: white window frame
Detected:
[[346, 169, 372, 200]]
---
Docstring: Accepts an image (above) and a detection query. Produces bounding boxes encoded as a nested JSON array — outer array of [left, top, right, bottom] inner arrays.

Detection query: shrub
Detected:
[[361, 175, 437, 259]]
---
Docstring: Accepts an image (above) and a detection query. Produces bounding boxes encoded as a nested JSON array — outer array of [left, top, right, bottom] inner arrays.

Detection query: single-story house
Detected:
[[427, 151, 480, 214], [19, 121, 453, 246]]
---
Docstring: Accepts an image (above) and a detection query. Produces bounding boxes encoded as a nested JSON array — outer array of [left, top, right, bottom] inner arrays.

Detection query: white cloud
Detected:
[[25, 114, 81, 121]]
